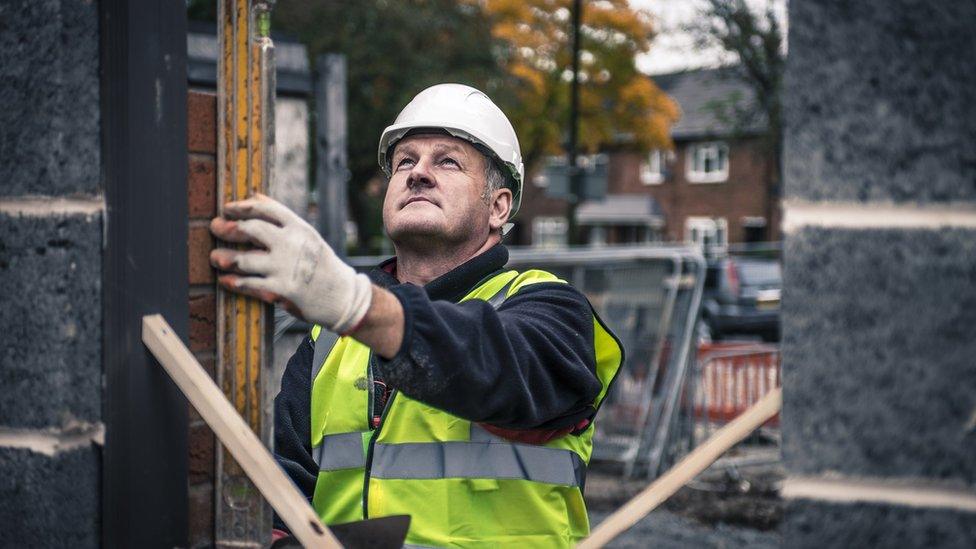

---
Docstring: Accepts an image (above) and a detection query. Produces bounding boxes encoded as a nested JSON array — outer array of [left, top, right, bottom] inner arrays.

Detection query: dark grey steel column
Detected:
[[100, 0, 190, 545]]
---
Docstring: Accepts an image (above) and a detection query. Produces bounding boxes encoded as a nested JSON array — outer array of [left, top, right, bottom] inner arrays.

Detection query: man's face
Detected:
[[383, 134, 494, 248]]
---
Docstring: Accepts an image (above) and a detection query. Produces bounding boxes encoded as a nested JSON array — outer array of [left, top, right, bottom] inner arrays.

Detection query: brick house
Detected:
[[512, 67, 780, 248]]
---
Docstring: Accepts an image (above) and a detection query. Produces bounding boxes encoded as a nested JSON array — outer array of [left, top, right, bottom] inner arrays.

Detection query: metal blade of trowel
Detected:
[[330, 515, 411, 548]]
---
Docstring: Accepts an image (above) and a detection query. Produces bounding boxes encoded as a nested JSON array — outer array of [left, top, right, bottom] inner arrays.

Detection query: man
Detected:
[[210, 83, 623, 547]]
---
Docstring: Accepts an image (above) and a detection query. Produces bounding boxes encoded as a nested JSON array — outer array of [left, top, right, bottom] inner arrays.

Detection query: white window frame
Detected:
[[531, 216, 568, 248], [684, 216, 729, 250], [686, 141, 730, 183], [640, 149, 669, 185], [741, 216, 767, 228]]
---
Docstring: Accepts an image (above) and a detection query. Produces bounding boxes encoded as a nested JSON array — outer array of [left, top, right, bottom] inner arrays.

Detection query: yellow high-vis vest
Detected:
[[308, 269, 623, 547]]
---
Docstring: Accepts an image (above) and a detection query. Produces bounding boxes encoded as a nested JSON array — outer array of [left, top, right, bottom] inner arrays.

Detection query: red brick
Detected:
[[188, 224, 215, 285], [188, 484, 214, 548], [188, 292, 216, 352], [186, 90, 219, 549], [188, 155, 216, 219], [188, 91, 217, 154], [188, 422, 215, 485], [197, 354, 216, 379]]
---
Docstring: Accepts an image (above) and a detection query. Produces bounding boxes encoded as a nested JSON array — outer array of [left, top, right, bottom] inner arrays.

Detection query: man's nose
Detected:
[[406, 157, 435, 189]]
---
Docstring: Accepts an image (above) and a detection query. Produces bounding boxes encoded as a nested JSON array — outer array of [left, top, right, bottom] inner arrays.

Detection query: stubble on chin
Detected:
[[386, 211, 478, 252]]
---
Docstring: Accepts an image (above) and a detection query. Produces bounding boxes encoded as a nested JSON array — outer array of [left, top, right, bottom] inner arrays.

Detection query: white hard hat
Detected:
[[378, 83, 525, 218]]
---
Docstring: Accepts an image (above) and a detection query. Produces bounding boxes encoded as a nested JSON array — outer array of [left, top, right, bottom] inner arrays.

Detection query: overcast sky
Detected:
[[629, 0, 788, 75]]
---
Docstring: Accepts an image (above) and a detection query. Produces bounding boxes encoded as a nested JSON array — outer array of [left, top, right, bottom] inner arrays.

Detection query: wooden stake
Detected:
[[143, 315, 342, 548], [579, 388, 782, 549]]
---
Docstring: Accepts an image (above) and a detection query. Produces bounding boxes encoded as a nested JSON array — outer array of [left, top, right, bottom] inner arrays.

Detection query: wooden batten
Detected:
[[143, 315, 340, 548]]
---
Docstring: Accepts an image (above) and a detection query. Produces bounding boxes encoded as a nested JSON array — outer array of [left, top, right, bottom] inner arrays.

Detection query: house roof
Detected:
[[577, 194, 665, 226], [652, 66, 767, 140]]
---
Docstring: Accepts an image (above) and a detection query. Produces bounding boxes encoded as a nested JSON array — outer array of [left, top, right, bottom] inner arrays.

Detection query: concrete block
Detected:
[[0, 211, 101, 429], [781, 227, 976, 483], [784, 0, 976, 203], [0, 0, 100, 197], [784, 498, 976, 548], [273, 98, 310, 217], [0, 445, 99, 546]]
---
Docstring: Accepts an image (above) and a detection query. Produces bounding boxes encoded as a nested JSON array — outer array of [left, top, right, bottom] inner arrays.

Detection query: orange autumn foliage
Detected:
[[473, 0, 679, 170]]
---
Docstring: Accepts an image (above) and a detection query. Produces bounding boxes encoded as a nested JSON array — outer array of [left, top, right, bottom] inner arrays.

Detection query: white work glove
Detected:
[[210, 194, 373, 334]]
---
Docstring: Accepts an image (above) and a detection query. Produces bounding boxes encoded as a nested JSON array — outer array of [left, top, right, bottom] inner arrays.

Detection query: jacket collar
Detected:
[[367, 244, 509, 302]]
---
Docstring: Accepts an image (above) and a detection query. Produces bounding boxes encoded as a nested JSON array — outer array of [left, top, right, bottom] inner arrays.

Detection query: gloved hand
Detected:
[[209, 194, 373, 334]]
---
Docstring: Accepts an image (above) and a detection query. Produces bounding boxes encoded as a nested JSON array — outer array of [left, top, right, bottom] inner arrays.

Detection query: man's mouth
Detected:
[[403, 196, 436, 207]]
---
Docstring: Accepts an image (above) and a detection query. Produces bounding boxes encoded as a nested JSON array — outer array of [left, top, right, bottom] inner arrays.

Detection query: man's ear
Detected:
[[488, 188, 513, 232]]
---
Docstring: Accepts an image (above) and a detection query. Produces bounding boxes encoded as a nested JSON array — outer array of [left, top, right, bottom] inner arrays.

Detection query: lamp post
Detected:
[[566, 0, 584, 246]]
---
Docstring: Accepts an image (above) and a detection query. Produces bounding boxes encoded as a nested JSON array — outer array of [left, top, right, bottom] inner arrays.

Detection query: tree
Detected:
[[687, 0, 785, 176], [197, 1, 679, 252], [273, 0, 505, 253], [479, 0, 679, 171]]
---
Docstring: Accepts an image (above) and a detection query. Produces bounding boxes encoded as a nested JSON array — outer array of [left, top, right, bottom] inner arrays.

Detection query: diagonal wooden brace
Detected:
[[143, 315, 342, 548], [579, 388, 783, 548]]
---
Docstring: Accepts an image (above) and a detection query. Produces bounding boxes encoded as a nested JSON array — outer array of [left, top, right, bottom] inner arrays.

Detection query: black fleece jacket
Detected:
[[273, 244, 602, 505]]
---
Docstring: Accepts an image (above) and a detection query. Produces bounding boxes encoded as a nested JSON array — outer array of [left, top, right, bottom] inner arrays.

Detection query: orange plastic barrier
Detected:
[[694, 343, 781, 426]]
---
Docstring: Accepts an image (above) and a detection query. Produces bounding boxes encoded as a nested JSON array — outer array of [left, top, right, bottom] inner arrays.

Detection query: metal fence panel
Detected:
[[506, 246, 705, 477]]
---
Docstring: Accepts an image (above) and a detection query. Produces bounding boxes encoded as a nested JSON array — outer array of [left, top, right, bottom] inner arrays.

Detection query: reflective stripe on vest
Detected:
[[310, 328, 338, 386], [310, 278, 516, 474], [371, 440, 585, 487], [312, 432, 366, 471]]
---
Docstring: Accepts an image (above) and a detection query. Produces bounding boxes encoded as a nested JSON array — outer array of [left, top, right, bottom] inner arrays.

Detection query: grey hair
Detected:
[[481, 156, 508, 204]]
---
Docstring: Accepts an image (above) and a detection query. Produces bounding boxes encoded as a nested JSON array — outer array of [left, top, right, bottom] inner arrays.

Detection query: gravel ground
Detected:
[[585, 445, 783, 548], [588, 509, 782, 548]]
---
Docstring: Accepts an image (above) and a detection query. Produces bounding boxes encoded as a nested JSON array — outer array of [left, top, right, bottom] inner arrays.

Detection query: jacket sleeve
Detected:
[[375, 282, 603, 431], [273, 335, 318, 530]]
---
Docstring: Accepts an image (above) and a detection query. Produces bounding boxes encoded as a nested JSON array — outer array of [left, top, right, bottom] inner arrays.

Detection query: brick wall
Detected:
[[187, 90, 218, 548], [780, 1, 976, 545], [608, 138, 779, 243], [507, 166, 570, 246], [513, 136, 779, 246], [0, 0, 102, 544]]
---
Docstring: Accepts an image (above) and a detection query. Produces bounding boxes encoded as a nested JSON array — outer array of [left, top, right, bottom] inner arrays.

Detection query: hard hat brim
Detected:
[[378, 121, 523, 217]]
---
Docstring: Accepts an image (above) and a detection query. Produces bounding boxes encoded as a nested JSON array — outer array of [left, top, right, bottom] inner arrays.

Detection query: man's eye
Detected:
[[440, 158, 460, 168], [395, 158, 415, 170]]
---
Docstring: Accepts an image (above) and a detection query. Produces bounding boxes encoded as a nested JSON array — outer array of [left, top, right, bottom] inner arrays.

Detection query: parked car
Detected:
[[698, 256, 781, 342]]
